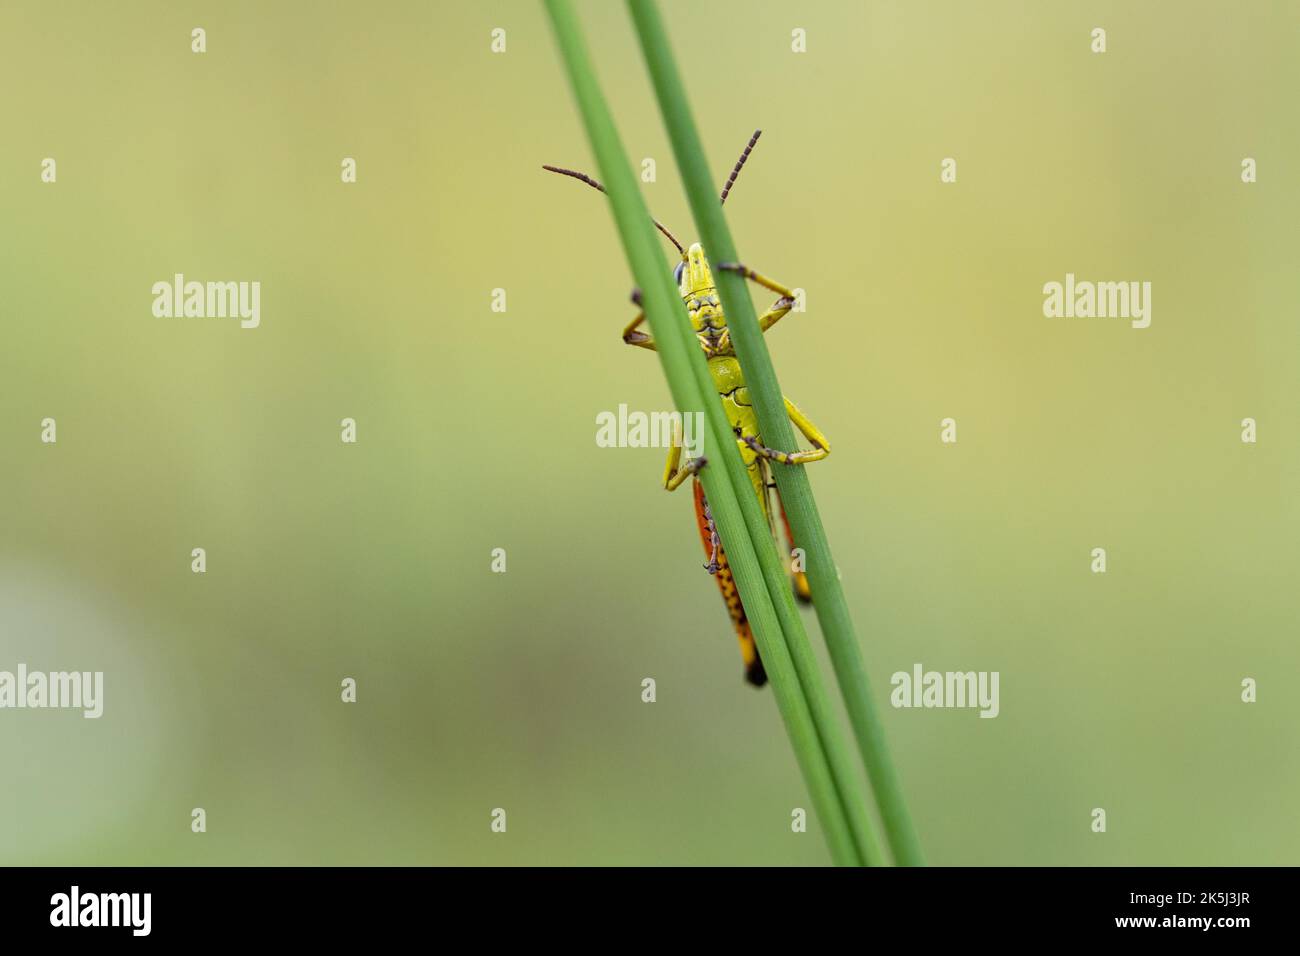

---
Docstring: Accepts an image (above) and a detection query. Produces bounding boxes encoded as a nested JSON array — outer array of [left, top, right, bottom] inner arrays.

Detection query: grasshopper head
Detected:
[[675, 243, 728, 343], [677, 242, 714, 296]]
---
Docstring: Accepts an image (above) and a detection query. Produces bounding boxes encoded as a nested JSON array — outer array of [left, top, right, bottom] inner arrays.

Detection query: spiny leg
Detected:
[[692, 480, 766, 686], [698, 490, 721, 574]]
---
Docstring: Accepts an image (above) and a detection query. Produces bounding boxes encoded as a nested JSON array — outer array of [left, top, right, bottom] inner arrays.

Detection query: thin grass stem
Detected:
[[544, 0, 863, 866], [627, 0, 924, 866]]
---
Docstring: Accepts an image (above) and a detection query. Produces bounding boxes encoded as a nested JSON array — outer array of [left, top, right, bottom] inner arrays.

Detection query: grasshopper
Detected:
[[545, 131, 830, 687]]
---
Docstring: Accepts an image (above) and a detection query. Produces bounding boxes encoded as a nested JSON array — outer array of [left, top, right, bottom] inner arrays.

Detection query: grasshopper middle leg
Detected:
[[663, 422, 716, 573], [736, 397, 831, 466], [662, 434, 707, 492]]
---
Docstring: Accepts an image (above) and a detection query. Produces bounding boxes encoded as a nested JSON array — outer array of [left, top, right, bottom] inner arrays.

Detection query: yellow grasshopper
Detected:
[[545, 131, 830, 686]]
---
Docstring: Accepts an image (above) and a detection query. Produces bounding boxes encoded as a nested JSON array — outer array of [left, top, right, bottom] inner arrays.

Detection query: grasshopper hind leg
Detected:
[[699, 493, 721, 574], [693, 480, 767, 687]]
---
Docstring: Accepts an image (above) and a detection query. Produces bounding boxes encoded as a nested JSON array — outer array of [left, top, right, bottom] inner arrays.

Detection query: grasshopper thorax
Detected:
[[675, 242, 730, 355]]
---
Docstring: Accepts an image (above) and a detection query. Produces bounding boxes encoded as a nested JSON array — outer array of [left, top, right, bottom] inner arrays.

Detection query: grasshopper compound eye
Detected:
[[674, 260, 686, 285]]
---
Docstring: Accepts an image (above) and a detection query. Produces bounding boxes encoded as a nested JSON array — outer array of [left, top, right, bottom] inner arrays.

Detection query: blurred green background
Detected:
[[1, 0, 1296, 865]]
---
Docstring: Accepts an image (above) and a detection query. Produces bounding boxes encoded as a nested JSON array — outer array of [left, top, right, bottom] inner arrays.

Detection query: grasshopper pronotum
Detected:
[[545, 131, 830, 686]]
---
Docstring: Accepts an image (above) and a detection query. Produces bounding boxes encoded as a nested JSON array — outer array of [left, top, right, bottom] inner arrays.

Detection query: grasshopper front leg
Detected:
[[755, 294, 796, 333], [622, 288, 657, 350], [715, 262, 797, 333]]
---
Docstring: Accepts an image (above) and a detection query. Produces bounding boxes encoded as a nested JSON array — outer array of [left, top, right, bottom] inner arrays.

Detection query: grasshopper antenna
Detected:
[[720, 129, 761, 205], [543, 164, 685, 256]]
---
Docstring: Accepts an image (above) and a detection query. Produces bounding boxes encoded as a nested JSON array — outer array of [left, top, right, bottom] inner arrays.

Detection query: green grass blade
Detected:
[[543, 0, 862, 866], [626, 0, 925, 866]]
